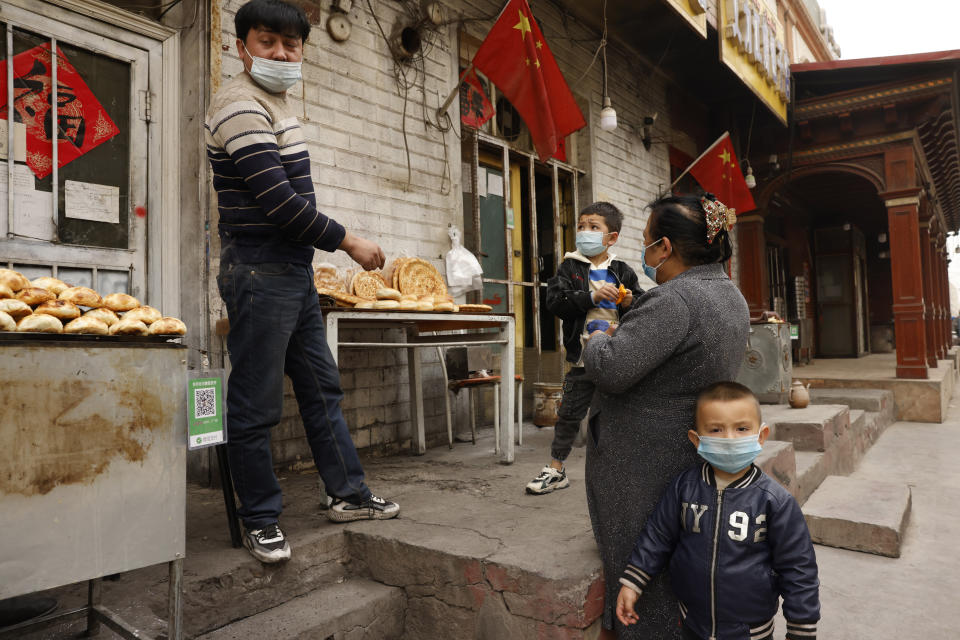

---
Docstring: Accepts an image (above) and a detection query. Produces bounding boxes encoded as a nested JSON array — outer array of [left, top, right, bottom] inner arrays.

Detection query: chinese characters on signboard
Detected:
[[0, 43, 120, 180]]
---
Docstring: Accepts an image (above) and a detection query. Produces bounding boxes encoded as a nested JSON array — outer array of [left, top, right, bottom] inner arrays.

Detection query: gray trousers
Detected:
[[551, 367, 594, 462]]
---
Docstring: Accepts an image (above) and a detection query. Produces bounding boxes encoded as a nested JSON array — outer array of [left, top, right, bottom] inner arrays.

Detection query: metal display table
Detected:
[[0, 339, 187, 639], [323, 310, 517, 463]]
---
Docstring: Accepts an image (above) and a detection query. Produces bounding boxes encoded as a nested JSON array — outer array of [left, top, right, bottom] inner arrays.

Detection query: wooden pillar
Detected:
[[939, 244, 951, 355], [932, 237, 946, 359], [919, 221, 938, 367], [736, 215, 768, 319], [883, 191, 928, 379]]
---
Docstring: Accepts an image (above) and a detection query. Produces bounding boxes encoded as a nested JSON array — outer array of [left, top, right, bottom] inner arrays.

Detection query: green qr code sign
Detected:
[[187, 373, 226, 449]]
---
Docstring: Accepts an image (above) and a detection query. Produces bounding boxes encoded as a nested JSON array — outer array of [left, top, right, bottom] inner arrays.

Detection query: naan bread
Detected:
[[64, 316, 108, 335], [109, 318, 148, 335], [316, 287, 365, 306], [17, 314, 63, 333], [372, 300, 400, 310], [398, 299, 419, 310], [0, 299, 33, 320], [148, 317, 187, 336], [350, 270, 386, 300], [0, 310, 15, 332], [34, 300, 81, 320], [103, 293, 140, 312], [376, 287, 402, 301], [123, 305, 161, 325], [30, 277, 69, 295], [16, 287, 55, 306], [354, 300, 375, 309], [0, 283, 15, 299], [0, 269, 29, 292], [458, 304, 493, 313], [83, 307, 119, 327], [59, 286, 103, 308]]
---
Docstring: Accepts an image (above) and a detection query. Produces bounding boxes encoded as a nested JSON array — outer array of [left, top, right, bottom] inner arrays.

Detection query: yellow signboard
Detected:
[[661, 0, 708, 39], [719, 0, 789, 124]]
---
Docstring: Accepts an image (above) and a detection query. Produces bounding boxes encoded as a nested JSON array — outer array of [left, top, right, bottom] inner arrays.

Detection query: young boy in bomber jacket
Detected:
[[616, 381, 820, 640], [525, 202, 643, 495]]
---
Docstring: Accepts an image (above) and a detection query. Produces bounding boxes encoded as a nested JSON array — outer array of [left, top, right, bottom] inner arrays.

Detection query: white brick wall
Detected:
[[212, 0, 674, 462]]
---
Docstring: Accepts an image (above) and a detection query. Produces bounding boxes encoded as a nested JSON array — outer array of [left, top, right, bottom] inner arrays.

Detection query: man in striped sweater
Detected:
[[206, 0, 399, 564]]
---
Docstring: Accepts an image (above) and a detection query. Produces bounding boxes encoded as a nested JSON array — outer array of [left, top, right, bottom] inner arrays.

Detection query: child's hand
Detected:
[[620, 289, 633, 307], [592, 284, 619, 304], [616, 585, 640, 626]]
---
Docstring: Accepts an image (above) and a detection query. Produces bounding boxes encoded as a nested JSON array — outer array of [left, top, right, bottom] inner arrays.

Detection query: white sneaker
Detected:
[[525, 466, 569, 495], [243, 523, 291, 563]]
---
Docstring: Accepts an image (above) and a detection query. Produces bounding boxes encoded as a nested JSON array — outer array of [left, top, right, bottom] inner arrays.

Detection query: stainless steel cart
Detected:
[[0, 337, 187, 639]]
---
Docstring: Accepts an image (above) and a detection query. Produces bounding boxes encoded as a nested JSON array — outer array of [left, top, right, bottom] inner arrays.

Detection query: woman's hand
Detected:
[[616, 585, 640, 626]]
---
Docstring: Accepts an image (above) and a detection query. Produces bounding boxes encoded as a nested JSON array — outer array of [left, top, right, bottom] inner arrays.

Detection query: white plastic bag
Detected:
[[445, 225, 483, 297]]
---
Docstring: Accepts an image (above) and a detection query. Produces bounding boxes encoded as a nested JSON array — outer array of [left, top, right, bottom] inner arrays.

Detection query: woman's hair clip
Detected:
[[700, 196, 730, 244]]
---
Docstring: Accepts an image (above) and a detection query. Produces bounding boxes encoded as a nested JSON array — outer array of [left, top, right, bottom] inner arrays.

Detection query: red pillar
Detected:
[[736, 215, 768, 319], [933, 238, 947, 359], [884, 194, 928, 379], [919, 222, 938, 367], [939, 245, 952, 355]]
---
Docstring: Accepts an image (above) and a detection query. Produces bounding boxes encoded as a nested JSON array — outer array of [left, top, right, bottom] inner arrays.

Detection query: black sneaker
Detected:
[[327, 494, 400, 523], [243, 523, 291, 563]]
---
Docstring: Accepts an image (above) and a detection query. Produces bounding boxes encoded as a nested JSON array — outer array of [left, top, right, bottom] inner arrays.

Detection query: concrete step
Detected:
[[808, 388, 894, 413], [803, 475, 912, 558], [756, 440, 797, 498], [195, 577, 405, 640], [761, 404, 850, 452], [794, 451, 826, 505]]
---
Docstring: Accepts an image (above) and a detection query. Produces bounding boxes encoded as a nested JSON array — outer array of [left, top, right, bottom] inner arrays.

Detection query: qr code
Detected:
[[194, 387, 217, 419]]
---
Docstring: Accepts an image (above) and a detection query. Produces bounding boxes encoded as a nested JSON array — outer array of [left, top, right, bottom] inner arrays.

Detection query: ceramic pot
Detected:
[[788, 380, 810, 409]]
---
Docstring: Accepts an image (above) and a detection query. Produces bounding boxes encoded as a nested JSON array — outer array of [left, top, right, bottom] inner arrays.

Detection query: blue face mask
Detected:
[[576, 231, 607, 257], [243, 43, 302, 93], [696, 434, 763, 474], [641, 238, 664, 282]]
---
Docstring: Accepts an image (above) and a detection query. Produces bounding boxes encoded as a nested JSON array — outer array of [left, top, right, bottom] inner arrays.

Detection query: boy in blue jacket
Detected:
[[616, 381, 820, 640]]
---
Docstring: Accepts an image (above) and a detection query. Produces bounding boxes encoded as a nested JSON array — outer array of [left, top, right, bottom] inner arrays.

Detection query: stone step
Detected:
[[756, 440, 797, 498], [803, 475, 912, 558], [808, 388, 894, 413], [794, 451, 826, 505], [195, 577, 405, 640], [761, 404, 850, 452]]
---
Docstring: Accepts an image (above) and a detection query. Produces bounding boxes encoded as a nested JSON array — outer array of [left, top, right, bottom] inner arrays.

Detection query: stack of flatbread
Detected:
[[0, 268, 187, 336]]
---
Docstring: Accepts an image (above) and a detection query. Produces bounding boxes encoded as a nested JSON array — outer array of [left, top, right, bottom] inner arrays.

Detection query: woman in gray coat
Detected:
[[582, 194, 750, 639]]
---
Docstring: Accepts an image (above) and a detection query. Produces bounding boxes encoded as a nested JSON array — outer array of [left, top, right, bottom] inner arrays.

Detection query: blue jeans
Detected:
[[217, 259, 371, 529]]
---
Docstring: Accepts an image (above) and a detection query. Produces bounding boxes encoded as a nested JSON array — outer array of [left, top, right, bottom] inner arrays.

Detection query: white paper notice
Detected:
[[0, 188, 55, 241], [461, 162, 472, 193], [65, 180, 120, 224], [0, 164, 37, 193], [487, 173, 504, 197], [476, 167, 487, 198], [0, 121, 27, 162]]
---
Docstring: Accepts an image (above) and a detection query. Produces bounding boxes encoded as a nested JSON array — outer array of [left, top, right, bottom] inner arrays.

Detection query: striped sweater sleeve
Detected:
[[208, 100, 345, 251]]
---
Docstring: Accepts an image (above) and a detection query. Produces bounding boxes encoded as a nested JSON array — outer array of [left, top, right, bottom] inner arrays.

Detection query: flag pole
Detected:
[[668, 131, 730, 193], [436, 63, 474, 122]]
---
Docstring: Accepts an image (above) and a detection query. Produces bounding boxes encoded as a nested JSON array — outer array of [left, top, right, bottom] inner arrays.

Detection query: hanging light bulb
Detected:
[[600, 95, 617, 131], [744, 163, 756, 189]]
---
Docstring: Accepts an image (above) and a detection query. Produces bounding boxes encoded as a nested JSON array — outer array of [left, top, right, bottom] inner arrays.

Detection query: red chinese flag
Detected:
[[460, 67, 495, 129], [0, 43, 120, 179], [471, 0, 586, 162], [687, 132, 756, 214]]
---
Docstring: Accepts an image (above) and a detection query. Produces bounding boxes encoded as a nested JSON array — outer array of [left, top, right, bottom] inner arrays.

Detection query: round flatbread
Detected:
[[397, 258, 447, 297], [397, 299, 419, 311], [148, 317, 187, 336], [30, 277, 69, 295], [457, 304, 494, 313], [0, 269, 29, 292], [416, 301, 434, 312], [16, 287, 56, 306], [317, 287, 365, 307], [372, 299, 400, 310], [17, 314, 63, 333], [385, 257, 412, 290], [0, 299, 33, 320], [0, 310, 15, 332], [434, 302, 455, 313], [376, 287, 402, 301], [313, 264, 346, 293], [64, 316, 108, 335], [83, 307, 119, 327], [109, 318, 148, 336], [59, 286, 103, 308], [350, 271, 386, 300], [0, 283, 13, 299], [103, 293, 140, 312], [123, 306, 161, 325], [34, 300, 81, 320], [354, 300, 375, 309]]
